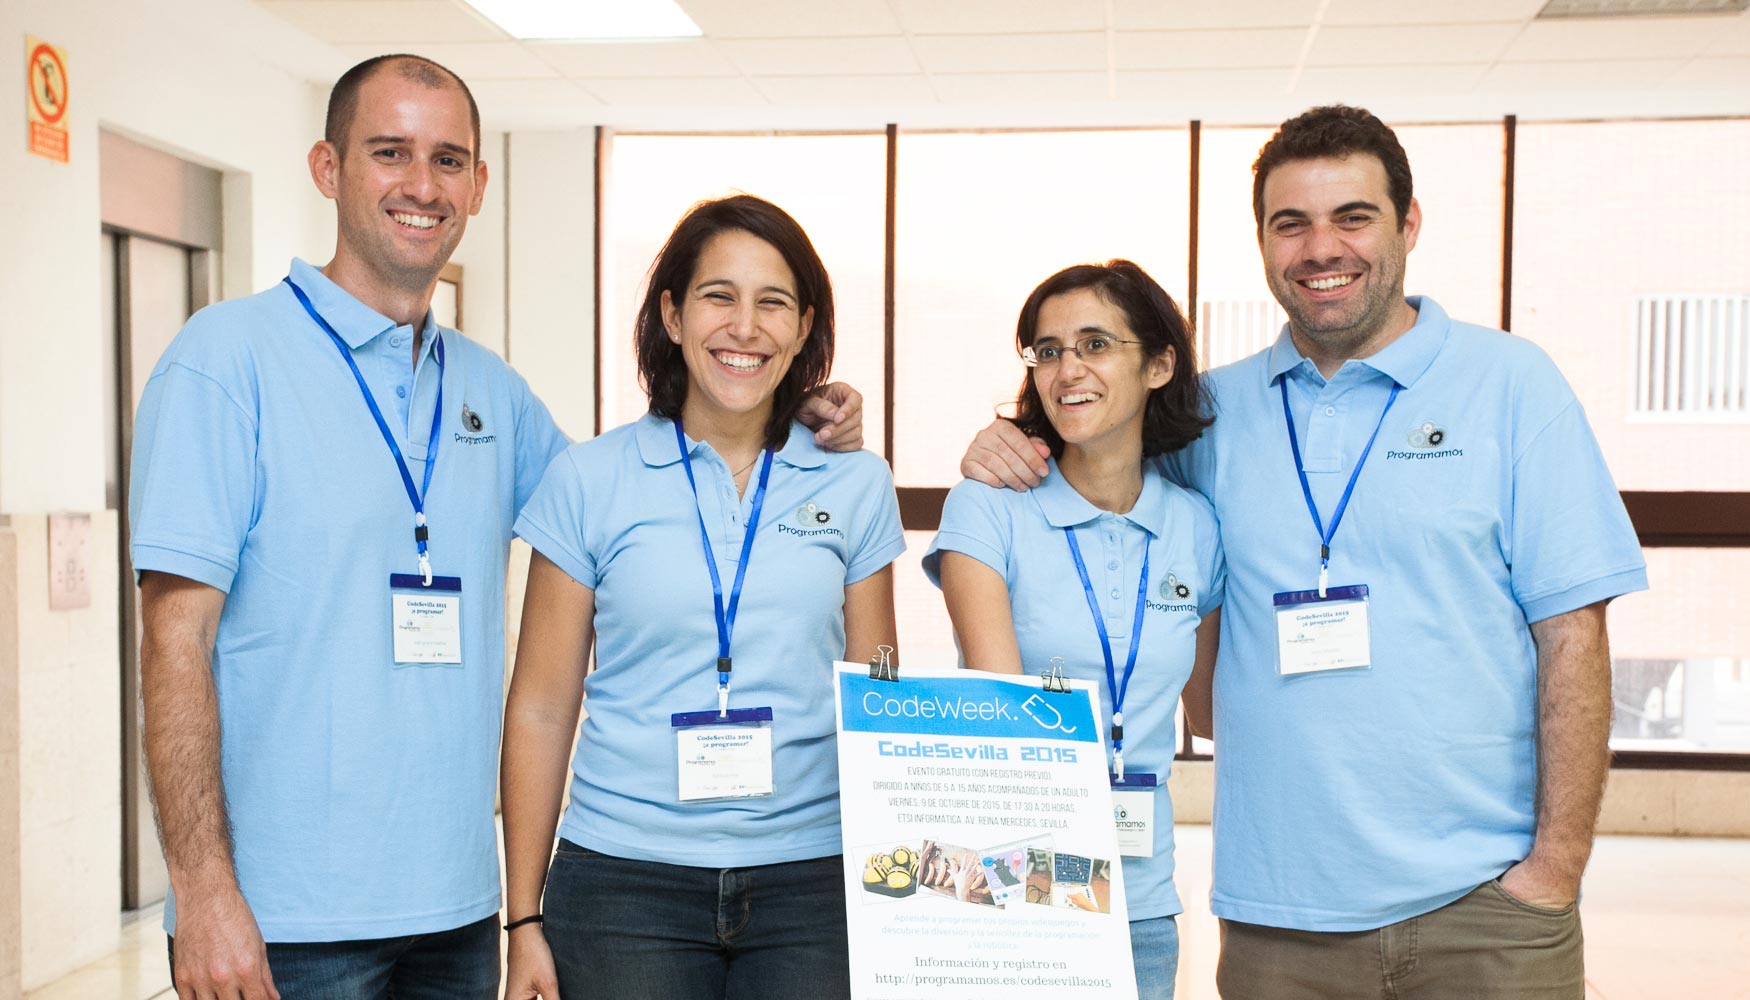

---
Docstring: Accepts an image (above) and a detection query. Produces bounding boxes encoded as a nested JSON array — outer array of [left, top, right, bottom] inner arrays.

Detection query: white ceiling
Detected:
[[250, 0, 1750, 129]]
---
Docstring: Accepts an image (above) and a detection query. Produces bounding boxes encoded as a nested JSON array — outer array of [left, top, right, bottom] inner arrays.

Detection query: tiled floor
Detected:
[[28, 829, 1750, 1000]]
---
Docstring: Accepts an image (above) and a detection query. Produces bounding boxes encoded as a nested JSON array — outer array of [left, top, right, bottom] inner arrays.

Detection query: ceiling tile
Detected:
[[718, 36, 920, 75], [583, 76, 767, 105], [678, 0, 903, 38], [1662, 56, 1750, 90], [891, 0, 1106, 34], [929, 71, 1111, 103], [1307, 23, 1520, 65], [1117, 29, 1308, 69], [911, 32, 1109, 73], [531, 39, 740, 78], [256, 1, 507, 44], [1113, 0, 1321, 30], [1700, 11, 1750, 55], [333, 41, 557, 78], [1117, 67, 1294, 100], [467, 78, 601, 128], [1294, 63, 1490, 98], [1477, 59, 1685, 91], [1501, 18, 1720, 61], [1322, 0, 1544, 25], [752, 74, 938, 104]]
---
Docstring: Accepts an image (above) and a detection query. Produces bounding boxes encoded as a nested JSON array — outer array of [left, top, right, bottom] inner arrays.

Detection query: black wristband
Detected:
[[504, 913, 544, 932]]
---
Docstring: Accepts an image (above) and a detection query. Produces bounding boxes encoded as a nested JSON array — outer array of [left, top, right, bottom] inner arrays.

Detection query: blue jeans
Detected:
[[1132, 915, 1180, 1000], [168, 914, 498, 1000], [543, 840, 851, 1000]]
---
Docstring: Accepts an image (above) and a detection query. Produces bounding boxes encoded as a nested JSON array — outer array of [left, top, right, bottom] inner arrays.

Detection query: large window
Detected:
[[892, 129, 1191, 486], [601, 133, 888, 448]]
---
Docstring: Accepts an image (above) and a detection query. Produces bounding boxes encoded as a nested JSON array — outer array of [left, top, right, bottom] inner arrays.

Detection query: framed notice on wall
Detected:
[[833, 662, 1136, 1000]]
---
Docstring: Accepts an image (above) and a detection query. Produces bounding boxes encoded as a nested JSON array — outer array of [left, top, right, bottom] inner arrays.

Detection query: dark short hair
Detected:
[[1011, 261, 1211, 460], [1252, 105, 1413, 236], [635, 195, 835, 450], [325, 55, 481, 157]]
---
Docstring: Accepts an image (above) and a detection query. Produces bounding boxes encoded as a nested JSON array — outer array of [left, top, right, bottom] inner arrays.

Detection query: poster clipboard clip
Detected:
[[1041, 656, 1070, 693], [869, 644, 898, 682]]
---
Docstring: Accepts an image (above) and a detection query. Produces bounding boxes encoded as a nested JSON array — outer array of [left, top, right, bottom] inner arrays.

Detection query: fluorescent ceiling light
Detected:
[[1537, 0, 1748, 18], [463, 0, 703, 40]]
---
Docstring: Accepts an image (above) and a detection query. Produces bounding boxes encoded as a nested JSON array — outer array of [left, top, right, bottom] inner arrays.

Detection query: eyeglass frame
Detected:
[[1019, 333, 1147, 368]]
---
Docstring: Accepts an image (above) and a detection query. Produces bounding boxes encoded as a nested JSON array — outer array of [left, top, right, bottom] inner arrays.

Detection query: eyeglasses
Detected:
[[1020, 334, 1143, 368]]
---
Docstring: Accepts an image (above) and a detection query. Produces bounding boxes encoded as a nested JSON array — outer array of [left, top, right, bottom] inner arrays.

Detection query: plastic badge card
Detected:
[[1274, 584, 1371, 675], [673, 707, 775, 801], [389, 574, 462, 664]]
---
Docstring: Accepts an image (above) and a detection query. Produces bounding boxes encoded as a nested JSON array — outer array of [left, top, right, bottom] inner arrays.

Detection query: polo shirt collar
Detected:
[[1263, 295, 1451, 389], [287, 258, 432, 350], [1033, 457, 1168, 538], [634, 412, 828, 470]]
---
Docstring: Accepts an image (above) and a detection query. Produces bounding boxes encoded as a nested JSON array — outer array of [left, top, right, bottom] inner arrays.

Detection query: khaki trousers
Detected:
[[1216, 880, 1583, 999]]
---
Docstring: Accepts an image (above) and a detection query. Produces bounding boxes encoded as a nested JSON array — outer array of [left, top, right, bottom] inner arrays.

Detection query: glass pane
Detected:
[[1195, 123, 1504, 371], [1513, 120, 1750, 491], [602, 134, 888, 450], [893, 129, 1191, 485], [1608, 548, 1750, 753]]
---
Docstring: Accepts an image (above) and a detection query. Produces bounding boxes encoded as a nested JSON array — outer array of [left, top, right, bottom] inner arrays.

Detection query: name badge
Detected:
[[389, 574, 462, 664], [1274, 585, 1371, 675], [672, 708, 775, 801], [1111, 772, 1158, 858]]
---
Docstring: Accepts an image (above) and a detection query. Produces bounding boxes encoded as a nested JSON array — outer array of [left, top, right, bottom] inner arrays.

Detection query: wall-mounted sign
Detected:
[[27, 35, 69, 163]]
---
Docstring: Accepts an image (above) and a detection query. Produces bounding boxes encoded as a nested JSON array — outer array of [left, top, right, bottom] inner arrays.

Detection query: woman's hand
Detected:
[[504, 926, 562, 1000]]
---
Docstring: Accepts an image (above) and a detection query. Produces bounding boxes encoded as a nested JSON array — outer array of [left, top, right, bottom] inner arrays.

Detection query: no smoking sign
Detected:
[[26, 35, 68, 163]]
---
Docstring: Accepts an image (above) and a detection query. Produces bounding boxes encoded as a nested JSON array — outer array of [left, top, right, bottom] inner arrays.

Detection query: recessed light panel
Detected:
[[462, 0, 703, 40], [1538, 0, 1749, 19]]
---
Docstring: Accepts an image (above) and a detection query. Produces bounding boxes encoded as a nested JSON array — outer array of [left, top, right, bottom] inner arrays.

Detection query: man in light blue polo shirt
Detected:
[[962, 105, 1644, 998], [129, 56, 865, 1000]]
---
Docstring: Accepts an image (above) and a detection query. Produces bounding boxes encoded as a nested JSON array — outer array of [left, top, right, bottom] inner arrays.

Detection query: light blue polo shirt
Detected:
[[513, 413, 905, 867], [921, 463, 1224, 921], [128, 258, 568, 942], [1159, 297, 1647, 932]]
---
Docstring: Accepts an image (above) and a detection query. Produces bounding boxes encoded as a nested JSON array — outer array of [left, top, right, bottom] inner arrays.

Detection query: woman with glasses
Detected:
[[500, 194, 904, 1000], [923, 260, 1222, 1000]]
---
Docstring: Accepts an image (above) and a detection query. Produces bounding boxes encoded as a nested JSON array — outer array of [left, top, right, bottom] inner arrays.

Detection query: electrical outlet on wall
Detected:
[[48, 512, 92, 611]]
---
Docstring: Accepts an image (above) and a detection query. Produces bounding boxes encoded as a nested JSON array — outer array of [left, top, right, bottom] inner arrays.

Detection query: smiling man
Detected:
[[127, 55, 864, 1000], [962, 106, 1646, 998]]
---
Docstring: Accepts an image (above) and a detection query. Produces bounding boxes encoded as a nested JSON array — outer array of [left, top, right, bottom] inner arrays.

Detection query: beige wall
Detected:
[[0, 524, 21, 999], [11, 515, 120, 990]]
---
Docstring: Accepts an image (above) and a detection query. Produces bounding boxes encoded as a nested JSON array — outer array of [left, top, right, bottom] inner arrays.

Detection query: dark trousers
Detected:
[[169, 913, 499, 1000], [543, 839, 851, 1000]]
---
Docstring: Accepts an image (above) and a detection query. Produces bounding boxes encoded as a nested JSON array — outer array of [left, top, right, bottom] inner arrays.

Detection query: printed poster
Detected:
[[834, 663, 1136, 999]]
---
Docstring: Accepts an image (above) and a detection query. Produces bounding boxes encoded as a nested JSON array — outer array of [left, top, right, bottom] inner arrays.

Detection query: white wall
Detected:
[[449, 130, 509, 357]]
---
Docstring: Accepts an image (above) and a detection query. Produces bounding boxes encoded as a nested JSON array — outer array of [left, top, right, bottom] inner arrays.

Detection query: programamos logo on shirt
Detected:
[[453, 401, 496, 445], [1387, 418, 1461, 461], [779, 500, 844, 538], [1148, 573, 1197, 614]]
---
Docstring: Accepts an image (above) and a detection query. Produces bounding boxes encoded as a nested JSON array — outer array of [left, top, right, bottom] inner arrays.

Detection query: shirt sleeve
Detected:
[[1508, 396, 1648, 623], [1186, 488, 1227, 618], [843, 455, 907, 586], [509, 365, 573, 517], [512, 448, 599, 590], [922, 480, 1014, 588], [128, 362, 259, 592]]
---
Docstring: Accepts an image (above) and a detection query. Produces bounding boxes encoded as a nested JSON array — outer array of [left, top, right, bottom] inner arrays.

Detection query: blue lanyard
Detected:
[[674, 420, 774, 717], [286, 278, 445, 585], [1064, 526, 1150, 779], [1279, 376, 1399, 598]]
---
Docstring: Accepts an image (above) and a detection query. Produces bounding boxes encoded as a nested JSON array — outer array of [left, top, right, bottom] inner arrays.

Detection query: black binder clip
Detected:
[[869, 644, 898, 682], [1041, 657, 1070, 693]]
